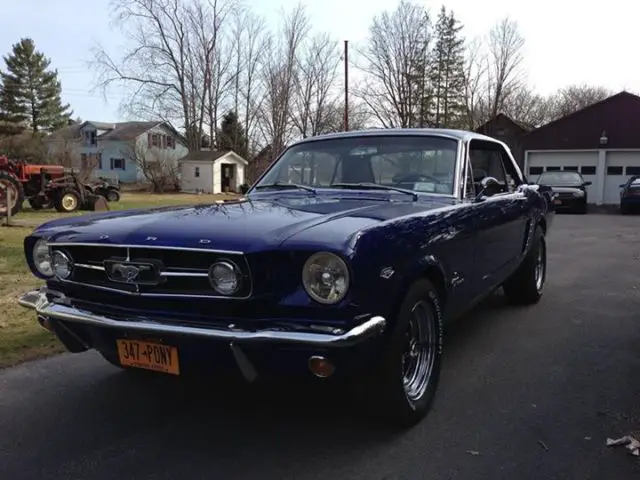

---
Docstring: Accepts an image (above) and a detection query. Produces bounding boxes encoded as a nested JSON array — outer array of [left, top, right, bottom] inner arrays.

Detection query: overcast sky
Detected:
[[2, 0, 638, 123]]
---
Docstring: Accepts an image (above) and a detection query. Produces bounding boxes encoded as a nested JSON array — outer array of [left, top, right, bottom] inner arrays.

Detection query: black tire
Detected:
[[621, 203, 630, 215], [28, 197, 46, 210], [576, 202, 588, 214], [355, 279, 443, 428], [502, 227, 546, 305], [0, 171, 25, 217], [106, 189, 120, 202], [54, 188, 81, 213]]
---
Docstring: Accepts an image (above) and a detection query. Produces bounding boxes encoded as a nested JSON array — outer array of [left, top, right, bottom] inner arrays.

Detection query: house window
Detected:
[[626, 166, 640, 175], [111, 158, 125, 170], [563, 166, 578, 171], [97, 152, 102, 169], [607, 166, 623, 175], [546, 166, 561, 171], [194, 166, 200, 178], [529, 166, 543, 175], [167, 136, 175, 149], [581, 166, 596, 175]]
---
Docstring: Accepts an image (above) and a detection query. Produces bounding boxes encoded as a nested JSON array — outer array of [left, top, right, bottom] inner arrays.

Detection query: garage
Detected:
[[522, 91, 640, 205], [526, 151, 598, 199], [603, 152, 640, 205]]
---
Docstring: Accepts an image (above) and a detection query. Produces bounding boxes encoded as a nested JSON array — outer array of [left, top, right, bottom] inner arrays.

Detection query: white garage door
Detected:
[[603, 152, 640, 204], [526, 151, 598, 198]]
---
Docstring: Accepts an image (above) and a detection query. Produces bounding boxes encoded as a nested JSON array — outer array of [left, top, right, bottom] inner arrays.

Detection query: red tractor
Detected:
[[0, 155, 107, 217]]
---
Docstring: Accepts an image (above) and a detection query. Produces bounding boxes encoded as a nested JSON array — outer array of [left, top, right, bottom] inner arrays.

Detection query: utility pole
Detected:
[[344, 40, 349, 131]]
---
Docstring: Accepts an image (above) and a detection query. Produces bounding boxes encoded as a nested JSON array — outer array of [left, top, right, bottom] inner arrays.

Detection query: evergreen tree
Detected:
[[429, 7, 466, 128], [0, 38, 72, 135], [216, 110, 248, 159]]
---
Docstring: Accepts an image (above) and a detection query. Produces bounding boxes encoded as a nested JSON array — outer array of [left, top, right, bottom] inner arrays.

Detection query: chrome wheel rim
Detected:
[[402, 299, 436, 404], [534, 241, 545, 291], [62, 194, 77, 211]]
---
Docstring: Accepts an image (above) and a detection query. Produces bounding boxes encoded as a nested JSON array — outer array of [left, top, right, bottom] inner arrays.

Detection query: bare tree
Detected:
[[91, 0, 237, 151], [486, 17, 525, 119], [126, 143, 179, 193], [230, 10, 269, 155], [461, 37, 487, 129], [291, 33, 341, 138], [546, 84, 612, 120], [257, 4, 310, 155], [355, 1, 433, 128]]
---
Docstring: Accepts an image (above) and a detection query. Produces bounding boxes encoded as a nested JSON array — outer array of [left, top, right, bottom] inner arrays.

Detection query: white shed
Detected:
[[179, 150, 248, 194]]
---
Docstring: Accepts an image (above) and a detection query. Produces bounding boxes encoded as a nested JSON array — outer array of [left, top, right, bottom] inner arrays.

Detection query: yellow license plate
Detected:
[[116, 339, 180, 375]]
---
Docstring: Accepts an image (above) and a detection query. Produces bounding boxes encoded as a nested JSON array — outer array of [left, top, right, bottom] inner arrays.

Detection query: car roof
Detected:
[[290, 128, 500, 146]]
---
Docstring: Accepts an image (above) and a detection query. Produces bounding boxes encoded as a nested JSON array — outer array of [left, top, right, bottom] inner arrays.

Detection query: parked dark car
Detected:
[[19, 129, 554, 428], [535, 171, 591, 214], [619, 175, 640, 214]]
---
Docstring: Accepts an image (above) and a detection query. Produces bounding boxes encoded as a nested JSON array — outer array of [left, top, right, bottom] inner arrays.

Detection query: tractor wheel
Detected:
[[106, 189, 120, 202], [0, 171, 25, 217], [54, 189, 81, 213]]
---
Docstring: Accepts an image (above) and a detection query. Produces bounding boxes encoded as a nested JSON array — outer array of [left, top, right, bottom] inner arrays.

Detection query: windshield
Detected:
[[537, 171, 584, 186], [253, 135, 459, 195]]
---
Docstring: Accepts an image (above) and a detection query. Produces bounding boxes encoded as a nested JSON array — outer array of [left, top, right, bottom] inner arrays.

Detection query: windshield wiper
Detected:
[[329, 182, 418, 201], [254, 181, 316, 194]]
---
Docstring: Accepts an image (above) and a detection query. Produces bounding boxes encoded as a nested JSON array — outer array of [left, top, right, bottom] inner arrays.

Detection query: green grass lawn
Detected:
[[0, 192, 237, 368]]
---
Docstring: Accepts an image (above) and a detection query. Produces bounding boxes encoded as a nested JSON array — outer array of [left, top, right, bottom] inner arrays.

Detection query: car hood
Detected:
[[36, 194, 456, 253]]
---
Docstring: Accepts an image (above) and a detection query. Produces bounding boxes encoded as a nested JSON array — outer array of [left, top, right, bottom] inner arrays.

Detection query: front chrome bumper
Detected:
[[19, 288, 387, 348]]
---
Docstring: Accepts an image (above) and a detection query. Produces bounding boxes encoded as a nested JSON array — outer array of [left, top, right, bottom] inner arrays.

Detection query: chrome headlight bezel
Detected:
[[32, 238, 53, 277], [208, 260, 242, 295], [51, 250, 73, 280], [301, 252, 350, 305]]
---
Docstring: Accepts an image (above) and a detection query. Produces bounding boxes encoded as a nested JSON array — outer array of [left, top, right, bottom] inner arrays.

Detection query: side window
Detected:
[[469, 140, 520, 194]]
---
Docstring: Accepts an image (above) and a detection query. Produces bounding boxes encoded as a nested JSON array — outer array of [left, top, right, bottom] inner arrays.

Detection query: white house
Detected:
[[179, 150, 248, 194], [44, 120, 189, 184]]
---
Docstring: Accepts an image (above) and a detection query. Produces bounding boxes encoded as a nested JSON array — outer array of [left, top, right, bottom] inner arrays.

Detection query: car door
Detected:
[[468, 140, 531, 292]]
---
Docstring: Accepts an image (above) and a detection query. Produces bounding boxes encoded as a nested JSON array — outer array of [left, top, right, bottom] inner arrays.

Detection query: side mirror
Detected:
[[619, 184, 626, 188], [583, 181, 592, 186], [239, 183, 250, 194], [474, 176, 501, 202]]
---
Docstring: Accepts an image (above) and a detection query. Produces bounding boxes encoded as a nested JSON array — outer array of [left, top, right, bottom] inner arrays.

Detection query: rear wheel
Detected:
[[106, 189, 120, 202], [356, 279, 443, 428], [621, 203, 630, 215], [54, 189, 80, 213], [503, 227, 546, 305], [0, 171, 25, 217]]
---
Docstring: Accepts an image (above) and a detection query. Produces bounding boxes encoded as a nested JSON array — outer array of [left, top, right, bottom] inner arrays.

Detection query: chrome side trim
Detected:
[[48, 242, 244, 255], [75, 263, 105, 271], [19, 289, 387, 347]]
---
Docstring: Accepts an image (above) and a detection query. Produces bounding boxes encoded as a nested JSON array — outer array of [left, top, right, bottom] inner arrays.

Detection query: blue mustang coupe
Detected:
[[19, 129, 553, 427]]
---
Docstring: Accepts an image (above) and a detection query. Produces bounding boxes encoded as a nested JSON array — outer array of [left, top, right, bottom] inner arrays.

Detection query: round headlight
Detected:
[[302, 252, 350, 305], [208, 261, 241, 295], [51, 250, 73, 280], [32, 238, 53, 277]]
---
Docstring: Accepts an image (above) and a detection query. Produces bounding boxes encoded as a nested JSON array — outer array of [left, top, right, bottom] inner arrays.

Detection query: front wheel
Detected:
[[502, 227, 546, 305], [54, 189, 81, 213], [356, 279, 443, 428]]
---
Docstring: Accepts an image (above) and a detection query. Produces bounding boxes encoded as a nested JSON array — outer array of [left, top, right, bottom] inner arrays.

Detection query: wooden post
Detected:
[[5, 185, 11, 226]]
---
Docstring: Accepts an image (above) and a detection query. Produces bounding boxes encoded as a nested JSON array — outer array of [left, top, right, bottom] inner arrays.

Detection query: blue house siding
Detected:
[[91, 141, 139, 183], [47, 121, 189, 184]]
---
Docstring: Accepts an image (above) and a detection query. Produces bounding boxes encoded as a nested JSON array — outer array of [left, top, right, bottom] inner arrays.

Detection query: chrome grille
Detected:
[[48, 243, 252, 299]]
